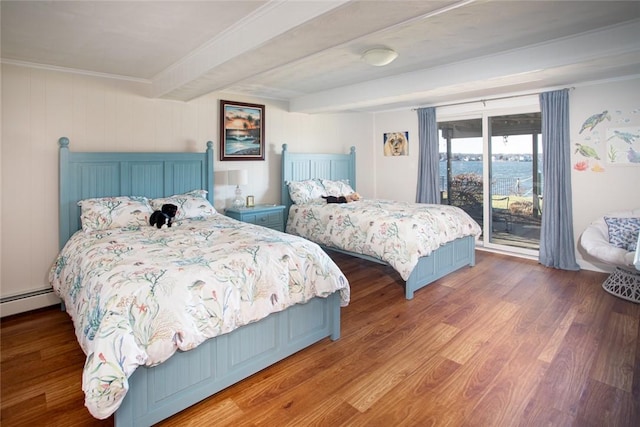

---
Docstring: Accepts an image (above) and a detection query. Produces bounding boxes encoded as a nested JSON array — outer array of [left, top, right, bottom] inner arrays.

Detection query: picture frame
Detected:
[[383, 131, 409, 156], [220, 100, 265, 161], [246, 195, 255, 207]]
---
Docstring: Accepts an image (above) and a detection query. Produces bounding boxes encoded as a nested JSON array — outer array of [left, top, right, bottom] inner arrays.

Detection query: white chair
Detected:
[[580, 208, 640, 303]]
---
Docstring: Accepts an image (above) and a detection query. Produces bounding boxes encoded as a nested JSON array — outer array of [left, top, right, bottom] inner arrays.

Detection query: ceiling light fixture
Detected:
[[361, 47, 398, 67]]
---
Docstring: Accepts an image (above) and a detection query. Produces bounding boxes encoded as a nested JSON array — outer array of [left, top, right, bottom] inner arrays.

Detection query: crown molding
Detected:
[[0, 58, 151, 84]]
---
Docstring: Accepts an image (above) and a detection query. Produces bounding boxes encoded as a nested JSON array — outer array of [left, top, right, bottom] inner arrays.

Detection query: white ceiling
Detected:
[[2, 0, 639, 113]]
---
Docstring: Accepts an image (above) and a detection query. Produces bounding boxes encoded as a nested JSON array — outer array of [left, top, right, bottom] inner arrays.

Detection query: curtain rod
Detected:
[[411, 87, 575, 111]]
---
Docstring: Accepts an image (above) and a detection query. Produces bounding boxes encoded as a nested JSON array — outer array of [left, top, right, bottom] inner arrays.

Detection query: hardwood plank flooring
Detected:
[[2, 251, 639, 426]]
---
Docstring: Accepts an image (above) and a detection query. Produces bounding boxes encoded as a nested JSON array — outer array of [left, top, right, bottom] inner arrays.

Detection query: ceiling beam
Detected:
[[150, 0, 351, 99]]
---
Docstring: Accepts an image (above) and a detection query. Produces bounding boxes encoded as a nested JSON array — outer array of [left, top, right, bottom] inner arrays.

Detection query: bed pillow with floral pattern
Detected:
[[79, 196, 153, 232], [287, 179, 326, 204], [150, 190, 217, 221], [321, 179, 355, 197]]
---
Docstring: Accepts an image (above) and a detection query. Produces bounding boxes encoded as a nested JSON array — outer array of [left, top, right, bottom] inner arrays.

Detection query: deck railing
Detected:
[[440, 175, 542, 197]]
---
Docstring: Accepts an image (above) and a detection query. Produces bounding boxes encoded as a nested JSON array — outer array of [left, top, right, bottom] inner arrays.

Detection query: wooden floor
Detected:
[[2, 251, 639, 426]]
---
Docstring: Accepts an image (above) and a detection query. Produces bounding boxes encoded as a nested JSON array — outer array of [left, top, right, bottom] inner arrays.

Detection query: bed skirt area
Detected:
[[114, 292, 341, 427]]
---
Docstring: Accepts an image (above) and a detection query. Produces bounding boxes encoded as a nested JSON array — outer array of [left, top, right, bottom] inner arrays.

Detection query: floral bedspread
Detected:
[[49, 215, 349, 419], [286, 200, 482, 280]]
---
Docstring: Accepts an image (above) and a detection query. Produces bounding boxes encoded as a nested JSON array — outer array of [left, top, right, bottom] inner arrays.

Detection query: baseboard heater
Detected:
[[1, 289, 61, 317]]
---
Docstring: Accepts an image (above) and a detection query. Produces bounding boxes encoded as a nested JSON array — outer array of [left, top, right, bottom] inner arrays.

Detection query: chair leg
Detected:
[[601, 267, 640, 303]]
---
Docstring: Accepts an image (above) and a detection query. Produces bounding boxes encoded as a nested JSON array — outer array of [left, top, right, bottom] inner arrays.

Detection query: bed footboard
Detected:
[[114, 292, 341, 427], [405, 236, 476, 299]]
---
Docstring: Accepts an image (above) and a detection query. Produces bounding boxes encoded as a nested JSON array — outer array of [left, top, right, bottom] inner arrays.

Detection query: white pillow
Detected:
[[79, 196, 153, 232], [287, 179, 326, 204], [150, 190, 216, 221], [321, 179, 355, 197]]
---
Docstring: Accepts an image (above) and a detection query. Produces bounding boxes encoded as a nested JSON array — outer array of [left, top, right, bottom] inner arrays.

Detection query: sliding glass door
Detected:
[[488, 113, 542, 250], [439, 111, 542, 253]]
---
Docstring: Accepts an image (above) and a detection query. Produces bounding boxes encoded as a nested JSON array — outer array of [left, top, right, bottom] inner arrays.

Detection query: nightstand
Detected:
[[225, 204, 286, 232]]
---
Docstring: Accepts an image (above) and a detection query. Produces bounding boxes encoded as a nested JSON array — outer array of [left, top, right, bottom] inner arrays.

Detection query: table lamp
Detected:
[[229, 169, 249, 208]]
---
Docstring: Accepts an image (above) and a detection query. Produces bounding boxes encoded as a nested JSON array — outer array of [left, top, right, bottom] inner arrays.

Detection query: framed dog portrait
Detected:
[[220, 100, 265, 161], [383, 131, 409, 156]]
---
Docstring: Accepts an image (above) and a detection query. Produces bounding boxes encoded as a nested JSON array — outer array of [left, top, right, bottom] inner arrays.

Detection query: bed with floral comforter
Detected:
[[286, 200, 482, 281], [49, 214, 349, 419]]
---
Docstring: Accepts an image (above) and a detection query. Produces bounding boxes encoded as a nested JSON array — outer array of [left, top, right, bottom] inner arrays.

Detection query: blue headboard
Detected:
[[58, 137, 214, 249], [281, 143, 356, 223]]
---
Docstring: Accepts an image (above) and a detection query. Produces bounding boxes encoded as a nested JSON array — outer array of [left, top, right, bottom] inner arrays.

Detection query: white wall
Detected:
[[0, 63, 374, 315], [570, 78, 640, 270], [373, 111, 419, 201], [372, 77, 640, 271]]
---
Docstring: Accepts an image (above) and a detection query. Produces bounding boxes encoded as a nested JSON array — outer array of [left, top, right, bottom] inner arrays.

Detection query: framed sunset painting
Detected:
[[220, 100, 265, 161]]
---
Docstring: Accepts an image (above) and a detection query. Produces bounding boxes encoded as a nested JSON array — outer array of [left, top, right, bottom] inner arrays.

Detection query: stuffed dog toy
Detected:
[[149, 203, 178, 228], [345, 192, 361, 202]]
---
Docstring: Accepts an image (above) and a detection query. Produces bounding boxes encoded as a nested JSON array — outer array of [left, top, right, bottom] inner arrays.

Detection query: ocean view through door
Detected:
[[439, 113, 542, 253]]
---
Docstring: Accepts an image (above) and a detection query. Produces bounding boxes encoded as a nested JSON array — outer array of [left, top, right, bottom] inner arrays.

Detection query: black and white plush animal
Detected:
[[322, 195, 347, 204], [149, 204, 178, 228]]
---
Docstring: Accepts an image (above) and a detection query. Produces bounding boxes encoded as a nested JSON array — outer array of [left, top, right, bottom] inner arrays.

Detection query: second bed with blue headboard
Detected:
[[281, 143, 480, 300]]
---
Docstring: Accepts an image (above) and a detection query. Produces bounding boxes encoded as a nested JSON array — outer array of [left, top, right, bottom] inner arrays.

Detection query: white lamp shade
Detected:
[[362, 48, 398, 67], [228, 169, 248, 186]]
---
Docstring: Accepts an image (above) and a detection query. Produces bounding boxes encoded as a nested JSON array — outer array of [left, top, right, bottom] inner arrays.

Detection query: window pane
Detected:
[[439, 119, 483, 239], [488, 113, 542, 250]]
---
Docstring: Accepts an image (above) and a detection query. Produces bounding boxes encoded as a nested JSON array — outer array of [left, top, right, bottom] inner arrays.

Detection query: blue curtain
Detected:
[[539, 89, 580, 270], [416, 107, 440, 204]]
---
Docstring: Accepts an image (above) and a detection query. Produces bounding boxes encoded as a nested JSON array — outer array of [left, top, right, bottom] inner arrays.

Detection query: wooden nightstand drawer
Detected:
[[247, 211, 282, 228], [225, 205, 286, 232]]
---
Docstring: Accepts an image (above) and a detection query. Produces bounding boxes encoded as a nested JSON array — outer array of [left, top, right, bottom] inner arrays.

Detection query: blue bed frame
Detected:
[[281, 143, 476, 300], [58, 137, 342, 426]]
